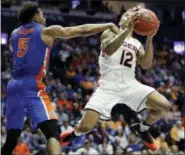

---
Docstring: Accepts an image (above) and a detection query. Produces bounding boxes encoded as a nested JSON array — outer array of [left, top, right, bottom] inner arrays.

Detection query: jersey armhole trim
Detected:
[[40, 29, 53, 48]]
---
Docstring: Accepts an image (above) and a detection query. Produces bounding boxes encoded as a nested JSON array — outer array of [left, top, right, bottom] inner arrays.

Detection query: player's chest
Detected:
[[113, 43, 137, 60]]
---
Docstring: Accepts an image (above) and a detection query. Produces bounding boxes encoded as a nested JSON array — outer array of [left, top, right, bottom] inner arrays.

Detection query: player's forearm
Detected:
[[141, 37, 154, 69], [104, 28, 130, 55], [78, 23, 113, 36], [44, 24, 114, 39]]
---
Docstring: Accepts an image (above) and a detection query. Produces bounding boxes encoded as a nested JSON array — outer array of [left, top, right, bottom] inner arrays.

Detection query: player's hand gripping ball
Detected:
[[134, 9, 160, 36]]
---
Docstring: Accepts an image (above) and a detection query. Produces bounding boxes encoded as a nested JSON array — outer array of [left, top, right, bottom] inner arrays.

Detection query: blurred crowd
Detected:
[[1, 33, 185, 155], [3, 0, 118, 14]]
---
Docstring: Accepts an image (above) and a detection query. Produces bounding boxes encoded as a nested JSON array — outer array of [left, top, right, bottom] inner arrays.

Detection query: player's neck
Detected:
[[127, 32, 133, 39], [120, 27, 133, 39]]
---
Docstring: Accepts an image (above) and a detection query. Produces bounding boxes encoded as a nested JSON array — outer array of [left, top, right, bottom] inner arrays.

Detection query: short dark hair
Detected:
[[17, 2, 39, 24]]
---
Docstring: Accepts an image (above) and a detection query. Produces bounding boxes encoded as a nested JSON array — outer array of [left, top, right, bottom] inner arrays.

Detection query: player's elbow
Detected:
[[104, 42, 119, 55], [141, 62, 153, 69], [104, 45, 115, 56]]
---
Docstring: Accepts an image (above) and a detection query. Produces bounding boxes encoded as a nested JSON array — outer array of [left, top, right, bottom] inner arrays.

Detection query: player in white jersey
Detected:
[[61, 6, 171, 150]]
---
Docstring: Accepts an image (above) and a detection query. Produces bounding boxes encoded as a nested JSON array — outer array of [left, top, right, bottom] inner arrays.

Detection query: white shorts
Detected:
[[85, 80, 155, 120]]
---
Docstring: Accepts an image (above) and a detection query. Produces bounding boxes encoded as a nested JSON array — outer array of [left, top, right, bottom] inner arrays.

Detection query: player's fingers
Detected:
[[134, 20, 140, 24], [153, 24, 159, 33], [149, 25, 159, 37], [129, 20, 139, 27], [137, 5, 144, 10], [137, 5, 142, 10], [132, 5, 142, 12], [133, 14, 140, 20], [132, 12, 140, 18], [156, 24, 160, 30], [130, 14, 139, 23], [132, 7, 137, 12], [131, 14, 138, 20]]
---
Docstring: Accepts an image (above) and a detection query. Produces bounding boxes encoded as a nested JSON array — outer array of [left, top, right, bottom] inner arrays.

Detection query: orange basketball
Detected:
[[134, 9, 159, 36]]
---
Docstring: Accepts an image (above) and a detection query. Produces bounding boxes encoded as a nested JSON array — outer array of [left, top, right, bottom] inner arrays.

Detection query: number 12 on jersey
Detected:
[[120, 50, 133, 68]]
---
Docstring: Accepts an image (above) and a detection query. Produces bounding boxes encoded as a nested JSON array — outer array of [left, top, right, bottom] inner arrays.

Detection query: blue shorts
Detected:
[[6, 77, 57, 130]]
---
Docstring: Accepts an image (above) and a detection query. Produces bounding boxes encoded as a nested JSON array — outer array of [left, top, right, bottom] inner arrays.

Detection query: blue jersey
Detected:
[[6, 23, 57, 130], [11, 22, 51, 79]]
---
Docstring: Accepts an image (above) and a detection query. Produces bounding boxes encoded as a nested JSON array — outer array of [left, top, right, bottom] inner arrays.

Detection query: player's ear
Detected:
[[33, 13, 40, 23]]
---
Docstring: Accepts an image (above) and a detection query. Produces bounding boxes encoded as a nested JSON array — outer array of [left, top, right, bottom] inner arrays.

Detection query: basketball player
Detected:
[[1, 2, 119, 155], [61, 6, 171, 150]]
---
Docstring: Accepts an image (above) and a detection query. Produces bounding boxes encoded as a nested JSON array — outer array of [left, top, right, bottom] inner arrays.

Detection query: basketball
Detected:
[[134, 9, 159, 36]]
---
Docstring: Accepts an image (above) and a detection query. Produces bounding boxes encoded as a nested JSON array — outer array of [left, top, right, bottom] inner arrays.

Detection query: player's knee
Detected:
[[78, 122, 93, 134], [163, 100, 171, 112], [39, 120, 61, 142], [158, 98, 171, 113], [46, 133, 61, 142], [148, 91, 171, 113]]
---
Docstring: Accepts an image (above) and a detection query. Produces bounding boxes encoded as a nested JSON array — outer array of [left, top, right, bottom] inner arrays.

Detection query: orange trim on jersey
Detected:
[[35, 48, 51, 80], [34, 47, 57, 120], [38, 90, 57, 120], [36, 79, 46, 91]]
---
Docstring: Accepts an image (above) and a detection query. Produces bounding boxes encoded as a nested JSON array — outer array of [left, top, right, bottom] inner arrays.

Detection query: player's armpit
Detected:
[[100, 29, 115, 54], [137, 45, 152, 69]]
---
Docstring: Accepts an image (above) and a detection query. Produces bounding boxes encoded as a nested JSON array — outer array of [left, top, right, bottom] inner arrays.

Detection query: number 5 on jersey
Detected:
[[17, 38, 30, 57]]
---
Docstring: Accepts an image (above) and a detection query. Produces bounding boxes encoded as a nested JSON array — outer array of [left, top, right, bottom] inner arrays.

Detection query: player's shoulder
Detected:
[[130, 37, 142, 47], [130, 37, 141, 44], [10, 28, 21, 39], [11, 28, 19, 35], [101, 29, 112, 38]]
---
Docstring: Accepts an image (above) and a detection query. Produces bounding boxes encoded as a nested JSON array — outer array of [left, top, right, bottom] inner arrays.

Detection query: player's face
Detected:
[[119, 11, 133, 29], [35, 9, 46, 26], [119, 5, 142, 29]]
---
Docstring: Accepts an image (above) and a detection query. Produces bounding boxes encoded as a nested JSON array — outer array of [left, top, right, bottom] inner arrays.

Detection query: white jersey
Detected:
[[85, 37, 155, 118], [99, 37, 143, 84]]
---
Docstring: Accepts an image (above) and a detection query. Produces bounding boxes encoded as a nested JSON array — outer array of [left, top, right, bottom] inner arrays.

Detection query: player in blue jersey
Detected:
[[1, 2, 119, 155]]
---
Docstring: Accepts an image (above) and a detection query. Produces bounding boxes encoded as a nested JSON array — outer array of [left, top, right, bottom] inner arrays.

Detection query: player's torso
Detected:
[[11, 22, 51, 80], [99, 37, 141, 84]]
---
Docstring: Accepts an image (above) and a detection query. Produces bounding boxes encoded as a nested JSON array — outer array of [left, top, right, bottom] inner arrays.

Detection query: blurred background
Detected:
[[1, 0, 185, 155]]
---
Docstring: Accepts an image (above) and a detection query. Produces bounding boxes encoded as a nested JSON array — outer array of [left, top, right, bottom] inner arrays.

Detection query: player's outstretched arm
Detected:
[[42, 23, 119, 39], [137, 26, 159, 69]]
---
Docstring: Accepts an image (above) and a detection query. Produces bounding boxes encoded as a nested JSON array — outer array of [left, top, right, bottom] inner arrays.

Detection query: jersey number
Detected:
[[120, 50, 133, 68], [17, 38, 30, 57]]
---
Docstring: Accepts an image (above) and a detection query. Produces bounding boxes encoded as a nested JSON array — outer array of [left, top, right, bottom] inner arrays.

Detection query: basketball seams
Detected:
[[134, 9, 159, 36], [137, 18, 156, 25], [134, 29, 154, 36], [138, 10, 157, 24], [135, 20, 156, 31], [146, 10, 159, 25]]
